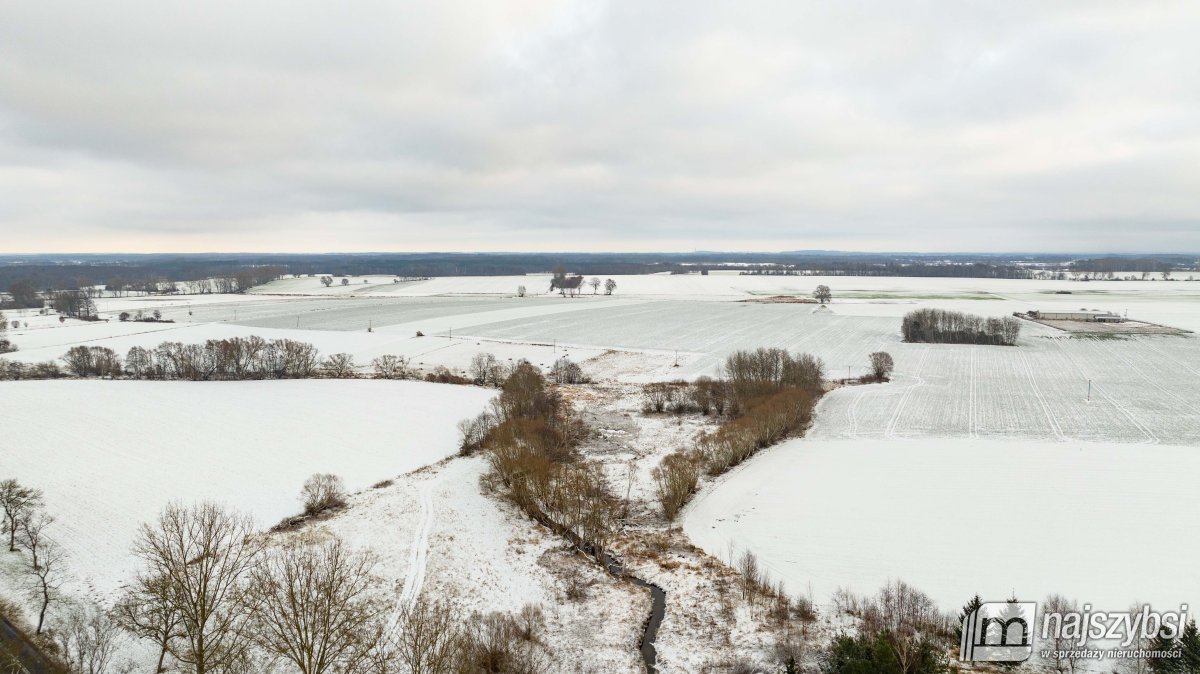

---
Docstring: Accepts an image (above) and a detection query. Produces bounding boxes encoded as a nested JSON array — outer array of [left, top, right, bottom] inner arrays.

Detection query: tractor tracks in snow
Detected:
[[399, 478, 437, 611], [885, 347, 930, 439]]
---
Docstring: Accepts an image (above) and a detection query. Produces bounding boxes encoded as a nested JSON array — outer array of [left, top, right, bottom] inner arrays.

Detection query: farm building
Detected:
[[1028, 309, 1124, 322]]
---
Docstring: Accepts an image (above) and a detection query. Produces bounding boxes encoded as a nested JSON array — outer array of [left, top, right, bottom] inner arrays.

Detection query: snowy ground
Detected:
[[683, 435, 1200, 613], [0, 379, 493, 599], [314, 455, 648, 674], [3, 273, 1199, 671]]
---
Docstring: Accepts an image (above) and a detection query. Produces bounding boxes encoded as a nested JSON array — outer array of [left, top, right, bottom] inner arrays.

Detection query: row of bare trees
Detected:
[[462, 361, 617, 564], [58, 339, 410, 381], [901, 308, 1021, 346], [117, 498, 557, 674], [651, 348, 826, 520], [0, 478, 61, 636]]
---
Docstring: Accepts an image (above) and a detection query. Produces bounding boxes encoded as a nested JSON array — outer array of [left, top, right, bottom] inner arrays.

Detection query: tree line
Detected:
[[644, 347, 827, 520], [900, 308, 1021, 346], [459, 361, 617, 567]]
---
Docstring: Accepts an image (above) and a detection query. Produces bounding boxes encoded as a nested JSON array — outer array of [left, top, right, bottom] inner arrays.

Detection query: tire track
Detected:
[[1051, 339, 1158, 444], [885, 347, 930, 439], [1018, 351, 1065, 440], [969, 348, 978, 439], [399, 479, 437, 610]]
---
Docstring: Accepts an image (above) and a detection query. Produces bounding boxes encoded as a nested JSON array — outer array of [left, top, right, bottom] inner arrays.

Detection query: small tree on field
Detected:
[[813, 285, 832, 304], [517, 285, 526, 297], [0, 478, 44, 552], [323, 353, 356, 378], [28, 539, 64, 634], [371, 354, 409, 379], [340, 278, 350, 286], [604, 278, 617, 295], [868, 352, 894, 381], [301, 474, 347, 515], [589, 277, 601, 294], [320, 276, 333, 287], [549, 357, 585, 384]]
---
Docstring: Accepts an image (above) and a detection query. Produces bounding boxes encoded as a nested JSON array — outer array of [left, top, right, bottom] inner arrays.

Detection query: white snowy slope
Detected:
[[0, 379, 494, 598]]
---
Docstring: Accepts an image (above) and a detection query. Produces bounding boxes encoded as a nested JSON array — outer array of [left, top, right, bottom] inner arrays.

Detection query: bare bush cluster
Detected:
[[643, 377, 732, 415], [64, 346, 124, 377], [548, 357, 587, 384], [696, 387, 815, 476], [468, 361, 616, 563], [468, 353, 507, 387], [0, 359, 64, 379], [300, 473, 348, 516], [370, 354, 412, 379], [652, 451, 702, 520], [646, 349, 824, 520], [901, 308, 1021, 346]]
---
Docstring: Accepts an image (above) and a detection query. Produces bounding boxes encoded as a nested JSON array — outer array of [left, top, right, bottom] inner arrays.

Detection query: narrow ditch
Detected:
[[601, 552, 665, 673], [545, 518, 667, 673]]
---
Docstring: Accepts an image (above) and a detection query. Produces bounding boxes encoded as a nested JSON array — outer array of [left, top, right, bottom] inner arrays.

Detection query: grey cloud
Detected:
[[1, 0, 1198, 252]]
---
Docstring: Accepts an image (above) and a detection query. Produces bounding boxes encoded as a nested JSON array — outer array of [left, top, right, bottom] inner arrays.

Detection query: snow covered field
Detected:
[[3, 272, 1199, 666], [683, 436, 1200, 612], [0, 380, 493, 598]]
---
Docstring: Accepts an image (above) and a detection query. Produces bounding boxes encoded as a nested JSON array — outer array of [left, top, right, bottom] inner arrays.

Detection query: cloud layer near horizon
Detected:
[[1, 1, 1198, 253]]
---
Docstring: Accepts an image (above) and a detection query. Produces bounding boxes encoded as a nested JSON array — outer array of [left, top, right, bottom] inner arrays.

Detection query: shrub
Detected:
[[322, 353, 356, 378], [549, 357, 586, 384], [868, 352, 894, 381], [300, 473, 347, 515], [371, 354, 410, 379], [653, 451, 702, 520], [63, 345, 122, 377], [425, 366, 471, 385]]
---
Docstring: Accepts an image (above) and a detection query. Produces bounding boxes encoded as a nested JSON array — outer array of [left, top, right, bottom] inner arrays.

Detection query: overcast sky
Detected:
[[1, 1, 1198, 253]]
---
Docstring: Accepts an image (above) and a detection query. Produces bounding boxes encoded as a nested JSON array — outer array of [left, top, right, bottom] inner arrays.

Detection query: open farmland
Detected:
[[0, 379, 494, 597], [682, 437, 1200, 613]]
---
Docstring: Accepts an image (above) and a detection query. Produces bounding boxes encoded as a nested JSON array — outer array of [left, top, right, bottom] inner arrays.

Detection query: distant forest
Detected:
[[0, 252, 1197, 295]]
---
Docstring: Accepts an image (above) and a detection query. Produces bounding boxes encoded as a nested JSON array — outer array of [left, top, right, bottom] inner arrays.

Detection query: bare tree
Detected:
[[55, 603, 126, 674], [246, 538, 385, 674], [813, 285, 832, 304], [115, 573, 184, 673], [132, 502, 260, 674], [28, 539, 64, 634], [603, 278, 616, 295], [300, 474, 347, 516], [17, 509, 54, 570], [323, 353, 356, 378], [588, 278, 600, 294], [868, 351, 894, 380], [516, 285, 526, 298], [371, 354, 410, 379], [340, 278, 350, 286], [0, 479, 43, 551], [320, 276, 333, 288], [469, 353, 503, 386], [397, 596, 462, 674]]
